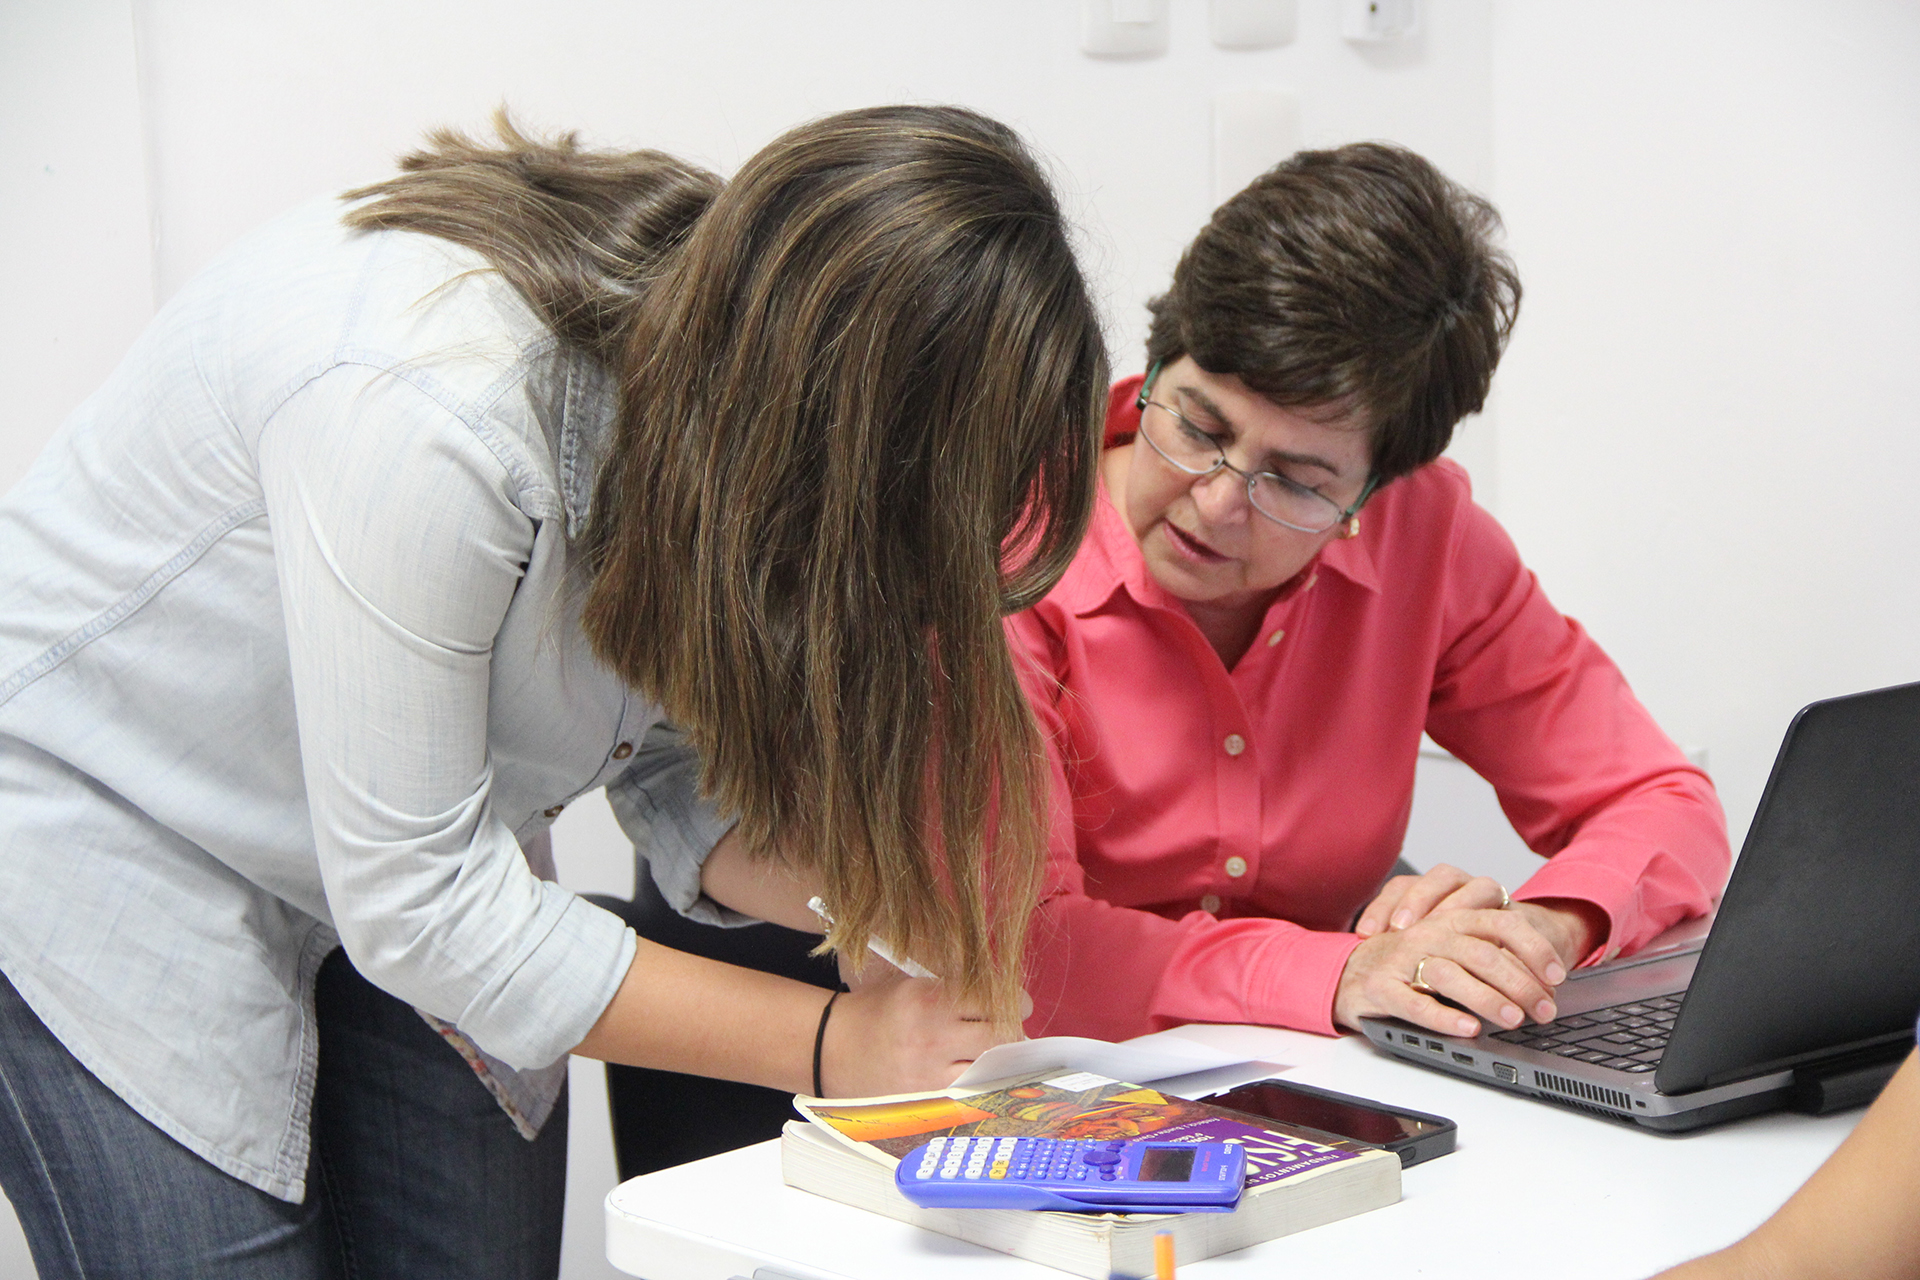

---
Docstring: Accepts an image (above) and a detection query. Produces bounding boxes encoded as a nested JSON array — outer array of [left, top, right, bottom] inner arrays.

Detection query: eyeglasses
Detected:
[[1134, 369, 1377, 535]]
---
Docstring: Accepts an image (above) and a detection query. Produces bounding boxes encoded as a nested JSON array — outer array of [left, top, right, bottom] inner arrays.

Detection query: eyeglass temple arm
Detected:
[[1135, 360, 1162, 410], [1344, 473, 1381, 518]]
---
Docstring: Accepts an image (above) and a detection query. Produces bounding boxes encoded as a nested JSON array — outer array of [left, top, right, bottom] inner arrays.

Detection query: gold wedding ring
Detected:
[[1409, 956, 1437, 995]]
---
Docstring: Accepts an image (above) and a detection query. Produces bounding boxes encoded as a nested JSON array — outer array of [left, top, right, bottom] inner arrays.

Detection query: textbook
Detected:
[[782, 1070, 1400, 1279]]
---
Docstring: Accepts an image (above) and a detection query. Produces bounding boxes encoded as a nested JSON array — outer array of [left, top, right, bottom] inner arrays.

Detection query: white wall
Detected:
[[0, 0, 154, 499], [4, 0, 1498, 495], [1488, 0, 1920, 849]]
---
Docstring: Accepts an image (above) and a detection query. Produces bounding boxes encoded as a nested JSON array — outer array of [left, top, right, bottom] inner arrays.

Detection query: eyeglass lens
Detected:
[[1138, 402, 1342, 533]]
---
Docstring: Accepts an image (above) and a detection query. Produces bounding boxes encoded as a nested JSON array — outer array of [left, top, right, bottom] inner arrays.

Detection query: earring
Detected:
[[1340, 515, 1362, 539]]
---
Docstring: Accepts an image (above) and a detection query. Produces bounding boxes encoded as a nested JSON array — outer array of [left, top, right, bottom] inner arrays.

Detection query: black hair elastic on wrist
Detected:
[[812, 990, 842, 1098]]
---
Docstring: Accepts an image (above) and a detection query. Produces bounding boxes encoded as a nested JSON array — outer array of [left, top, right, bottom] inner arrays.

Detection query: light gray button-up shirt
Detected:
[[0, 200, 736, 1201]]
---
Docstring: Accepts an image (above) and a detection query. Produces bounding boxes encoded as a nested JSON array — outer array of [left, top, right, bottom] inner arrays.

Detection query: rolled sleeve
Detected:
[[1029, 889, 1363, 1039], [454, 892, 638, 1066], [605, 723, 749, 928]]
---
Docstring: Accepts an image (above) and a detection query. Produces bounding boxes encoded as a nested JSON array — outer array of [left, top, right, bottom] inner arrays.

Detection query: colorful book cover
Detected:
[[797, 1070, 1358, 1190]]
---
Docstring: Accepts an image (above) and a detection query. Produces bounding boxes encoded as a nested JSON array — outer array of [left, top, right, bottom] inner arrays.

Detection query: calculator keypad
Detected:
[[911, 1137, 1133, 1184]]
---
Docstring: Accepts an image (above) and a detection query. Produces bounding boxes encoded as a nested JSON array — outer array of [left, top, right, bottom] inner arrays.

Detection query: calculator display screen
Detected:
[[1135, 1147, 1195, 1182]]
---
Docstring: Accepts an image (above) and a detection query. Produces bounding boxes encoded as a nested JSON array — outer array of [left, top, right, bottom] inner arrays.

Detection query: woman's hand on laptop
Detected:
[[1354, 863, 1510, 937], [1507, 898, 1610, 971], [1356, 865, 1611, 971], [1333, 907, 1570, 1037]]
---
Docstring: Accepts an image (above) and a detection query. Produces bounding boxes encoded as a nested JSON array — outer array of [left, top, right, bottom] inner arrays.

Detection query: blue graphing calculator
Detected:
[[893, 1136, 1247, 1213]]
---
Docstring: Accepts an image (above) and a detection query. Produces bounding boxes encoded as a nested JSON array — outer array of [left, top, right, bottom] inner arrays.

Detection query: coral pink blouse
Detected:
[[1012, 377, 1730, 1041]]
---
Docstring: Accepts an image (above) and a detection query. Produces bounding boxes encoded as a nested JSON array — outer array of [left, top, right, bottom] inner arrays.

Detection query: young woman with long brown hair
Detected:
[[0, 106, 1104, 1278]]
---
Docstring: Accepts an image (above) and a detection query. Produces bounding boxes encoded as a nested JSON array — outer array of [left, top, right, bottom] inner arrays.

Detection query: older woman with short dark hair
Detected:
[[1013, 142, 1729, 1043]]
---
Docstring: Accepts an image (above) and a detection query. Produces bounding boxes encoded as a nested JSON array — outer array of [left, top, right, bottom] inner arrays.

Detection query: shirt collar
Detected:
[[1314, 521, 1381, 593], [1051, 484, 1164, 616], [555, 355, 616, 540]]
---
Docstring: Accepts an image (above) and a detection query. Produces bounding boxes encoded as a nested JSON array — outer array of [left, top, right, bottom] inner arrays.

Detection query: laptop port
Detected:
[[1403, 1033, 1421, 1046], [1452, 1052, 1474, 1065], [1425, 1039, 1445, 1052], [1493, 1062, 1519, 1084]]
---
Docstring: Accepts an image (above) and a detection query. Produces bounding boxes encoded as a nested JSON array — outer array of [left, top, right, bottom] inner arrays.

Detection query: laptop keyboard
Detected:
[[1487, 993, 1685, 1073]]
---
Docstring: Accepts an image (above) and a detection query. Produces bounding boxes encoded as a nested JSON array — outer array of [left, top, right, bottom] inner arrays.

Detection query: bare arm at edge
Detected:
[[1652, 1048, 1920, 1280], [697, 829, 824, 933]]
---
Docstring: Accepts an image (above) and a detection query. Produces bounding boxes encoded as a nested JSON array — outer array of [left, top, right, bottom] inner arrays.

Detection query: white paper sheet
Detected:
[[952, 1026, 1294, 1090]]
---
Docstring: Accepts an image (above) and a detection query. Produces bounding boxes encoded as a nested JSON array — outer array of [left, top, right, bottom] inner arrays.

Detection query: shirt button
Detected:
[[1200, 894, 1222, 914], [1224, 856, 1248, 879], [611, 741, 634, 760], [1305, 574, 1319, 589], [1267, 630, 1285, 647], [544, 804, 566, 818], [1223, 734, 1246, 756]]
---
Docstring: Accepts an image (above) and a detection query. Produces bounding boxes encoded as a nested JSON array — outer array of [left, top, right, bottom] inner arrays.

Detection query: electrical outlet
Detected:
[[1082, 0, 1170, 56]]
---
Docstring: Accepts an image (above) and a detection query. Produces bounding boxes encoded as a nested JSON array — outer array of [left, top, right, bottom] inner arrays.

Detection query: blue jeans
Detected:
[[0, 950, 566, 1278]]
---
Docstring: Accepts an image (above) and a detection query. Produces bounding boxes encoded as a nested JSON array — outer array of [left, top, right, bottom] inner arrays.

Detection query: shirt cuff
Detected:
[[640, 852, 755, 929], [605, 753, 755, 929], [1512, 857, 1637, 965], [1245, 927, 1365, 1037], [455, 887, 638, 1069]]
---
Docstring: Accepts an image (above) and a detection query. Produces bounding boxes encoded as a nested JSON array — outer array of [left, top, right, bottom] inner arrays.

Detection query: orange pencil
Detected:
[[1153, 1230, 1176, 1280]]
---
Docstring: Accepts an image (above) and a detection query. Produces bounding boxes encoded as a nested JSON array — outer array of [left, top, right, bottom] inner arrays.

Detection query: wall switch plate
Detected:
[[1082, 0, 1170, 57], [1342, 0, 1419, 42], [1210, 0, 1297, 49], [1212, 87, 1302, 204]]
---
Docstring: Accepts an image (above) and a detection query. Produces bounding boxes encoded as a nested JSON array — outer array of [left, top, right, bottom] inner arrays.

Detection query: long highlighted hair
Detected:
[[347, 108, 1107, 1020]]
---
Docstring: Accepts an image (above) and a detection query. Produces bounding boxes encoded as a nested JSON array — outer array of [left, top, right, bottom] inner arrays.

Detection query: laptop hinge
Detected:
[[1692, 1027, 1913, 1092], [1787, 1041, 1910, 1115]]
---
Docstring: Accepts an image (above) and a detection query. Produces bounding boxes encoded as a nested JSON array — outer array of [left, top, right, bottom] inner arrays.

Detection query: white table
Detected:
[[604, 1026, 1860, 1280]]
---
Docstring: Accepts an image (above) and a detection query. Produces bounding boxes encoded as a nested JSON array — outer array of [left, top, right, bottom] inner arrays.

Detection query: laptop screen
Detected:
[[1658, 681, 1920, 1093]]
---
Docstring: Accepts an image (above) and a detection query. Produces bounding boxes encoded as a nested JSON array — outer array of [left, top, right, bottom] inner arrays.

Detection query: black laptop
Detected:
[[1359, 681, 1920, 1130]]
